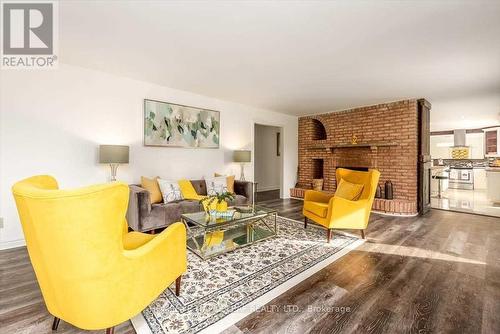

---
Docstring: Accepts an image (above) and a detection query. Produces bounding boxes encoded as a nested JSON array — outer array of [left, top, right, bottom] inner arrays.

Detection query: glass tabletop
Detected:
[[181, 205, 277, 228]]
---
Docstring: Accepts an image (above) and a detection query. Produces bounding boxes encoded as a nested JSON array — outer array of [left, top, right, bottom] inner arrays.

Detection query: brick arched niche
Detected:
[[306, 118, 327, 140]]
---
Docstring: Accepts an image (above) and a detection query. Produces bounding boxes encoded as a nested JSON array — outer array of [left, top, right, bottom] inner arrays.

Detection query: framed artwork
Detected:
[[144, 99, 220, 148]]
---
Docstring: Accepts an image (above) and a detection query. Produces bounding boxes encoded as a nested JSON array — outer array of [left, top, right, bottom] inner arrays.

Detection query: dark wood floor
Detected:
[[255, 189, 281, 202], [1, 198, 499, 334]]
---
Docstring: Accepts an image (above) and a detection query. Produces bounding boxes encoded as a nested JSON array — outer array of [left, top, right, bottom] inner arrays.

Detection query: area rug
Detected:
[[131, 216, 363, 334]]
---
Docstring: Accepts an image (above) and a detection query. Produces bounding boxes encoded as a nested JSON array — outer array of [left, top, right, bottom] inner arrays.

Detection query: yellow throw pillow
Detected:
[[214, 173, 235, 193], [178, 179, 204, 200], [141, 176, 163, 204], [335, 179, 364, 201]]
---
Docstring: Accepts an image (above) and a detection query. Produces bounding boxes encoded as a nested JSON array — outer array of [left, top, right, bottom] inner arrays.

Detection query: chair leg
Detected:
[[326, 229, 332, 243], [304, 217, 307, 228], [175, 276, 181, 296], [51, 317, 60, 331], [106, 327, 114, 334], [361, 229, 366, 239]]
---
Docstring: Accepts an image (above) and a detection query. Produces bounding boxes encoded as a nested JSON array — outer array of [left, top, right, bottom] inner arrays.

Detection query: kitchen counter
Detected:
[[430, 166, 449, 170], [486, 168, 500, 203]]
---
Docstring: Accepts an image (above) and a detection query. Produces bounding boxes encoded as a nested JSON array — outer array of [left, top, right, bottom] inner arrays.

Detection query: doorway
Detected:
[[254, 124, 283, 202], [429, 121, 500, 217]]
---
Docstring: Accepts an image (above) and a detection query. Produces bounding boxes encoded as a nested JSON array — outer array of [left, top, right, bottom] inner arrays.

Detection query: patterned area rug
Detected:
[[132, 216, 362, 334]]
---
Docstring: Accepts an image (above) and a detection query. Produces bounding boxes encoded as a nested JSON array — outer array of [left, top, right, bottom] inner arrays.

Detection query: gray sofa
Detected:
[[126, 179, 253, 232]]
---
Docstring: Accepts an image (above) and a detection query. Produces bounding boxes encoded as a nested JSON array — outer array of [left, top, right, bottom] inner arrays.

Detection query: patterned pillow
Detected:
[[205, 176, 228, 195], [157, 179, 184, 203]]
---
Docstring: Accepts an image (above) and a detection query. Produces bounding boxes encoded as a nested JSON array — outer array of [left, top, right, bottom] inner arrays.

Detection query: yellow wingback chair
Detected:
[[12, 175, 187, 333], [303, 168, 380, 242]]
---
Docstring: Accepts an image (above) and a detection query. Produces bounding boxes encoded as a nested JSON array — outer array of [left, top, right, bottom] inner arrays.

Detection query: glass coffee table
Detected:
[[181, 206, 277, 260]]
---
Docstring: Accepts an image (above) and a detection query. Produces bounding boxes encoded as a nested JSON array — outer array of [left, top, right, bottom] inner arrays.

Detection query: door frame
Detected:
[[251, 121, 285, 198]]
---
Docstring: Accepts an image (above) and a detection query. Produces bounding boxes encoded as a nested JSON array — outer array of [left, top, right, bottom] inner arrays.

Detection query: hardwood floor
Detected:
[[255, 189, 281, 202], [1, 198, 499, 333]]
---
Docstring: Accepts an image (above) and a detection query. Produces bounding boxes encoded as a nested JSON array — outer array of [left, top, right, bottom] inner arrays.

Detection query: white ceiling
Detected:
[[60, 1, 500, 127]]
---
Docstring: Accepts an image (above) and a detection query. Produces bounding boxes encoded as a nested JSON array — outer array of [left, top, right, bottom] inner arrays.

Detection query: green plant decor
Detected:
[[200, 192, 235, 214]]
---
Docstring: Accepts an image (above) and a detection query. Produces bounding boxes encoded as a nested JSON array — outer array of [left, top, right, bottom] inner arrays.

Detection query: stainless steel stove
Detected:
[[448, 166, 474, 190]]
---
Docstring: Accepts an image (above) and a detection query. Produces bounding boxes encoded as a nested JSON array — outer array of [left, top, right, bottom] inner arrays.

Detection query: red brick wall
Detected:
[[298, 99, 418, 209]]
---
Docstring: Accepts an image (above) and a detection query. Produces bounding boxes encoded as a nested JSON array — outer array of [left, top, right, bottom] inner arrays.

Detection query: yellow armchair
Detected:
[[12, 175, 187, 333], [303, 168, 380, 242]]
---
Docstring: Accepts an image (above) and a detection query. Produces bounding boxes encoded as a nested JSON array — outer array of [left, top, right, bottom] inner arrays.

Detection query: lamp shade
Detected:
[[99, 145, 129, 164], [233, 150, 251, 163]]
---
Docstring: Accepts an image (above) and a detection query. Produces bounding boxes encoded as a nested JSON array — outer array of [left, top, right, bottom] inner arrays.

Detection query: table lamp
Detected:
[[233, 150, 251, 181], [99, 145, 129, 181]]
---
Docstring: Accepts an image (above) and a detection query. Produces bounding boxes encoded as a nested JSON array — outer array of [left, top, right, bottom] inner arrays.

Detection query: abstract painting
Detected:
[[144, 99, 220, 148]]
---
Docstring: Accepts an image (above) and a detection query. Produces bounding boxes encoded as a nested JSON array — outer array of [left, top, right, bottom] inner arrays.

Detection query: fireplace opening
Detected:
[[311, 119, 327, 140], [312, 159, 324, 179], [336, 166, 369, 172]]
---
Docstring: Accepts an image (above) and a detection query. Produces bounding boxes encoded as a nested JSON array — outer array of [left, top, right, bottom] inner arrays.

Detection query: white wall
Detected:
[[0, 64, 298, 249], [254, 124, 282, 192], [467, 133, 485, 159]]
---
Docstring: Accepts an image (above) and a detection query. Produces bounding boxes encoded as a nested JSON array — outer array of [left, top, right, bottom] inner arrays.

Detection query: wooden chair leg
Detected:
[[52, 317, 60, 331], [106, 327, 114, 334], [304, 217, 307, 228], [361, 229, 365, 239], [175, 276, 181, 296], [326, 229, 332, 243]]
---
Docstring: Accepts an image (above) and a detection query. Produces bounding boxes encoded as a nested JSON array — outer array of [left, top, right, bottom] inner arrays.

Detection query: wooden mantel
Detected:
[[307, 142, 398, 152]]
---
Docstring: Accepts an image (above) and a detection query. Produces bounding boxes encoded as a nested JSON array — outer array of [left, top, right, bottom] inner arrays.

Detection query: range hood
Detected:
[[452, 129, 468, 147]]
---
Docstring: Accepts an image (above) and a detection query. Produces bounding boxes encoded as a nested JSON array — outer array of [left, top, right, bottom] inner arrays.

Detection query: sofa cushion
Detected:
[[190, 180, 207, 196], [215, 173, 236, 193], [178, 179, 204, 200], [304, 201, 329, 218], [158, 179, 184, 203], [227, 194, 248, 206], [178, 200, 203, 213], [141, 176, 162, 204], [205, 176, 228, 195]]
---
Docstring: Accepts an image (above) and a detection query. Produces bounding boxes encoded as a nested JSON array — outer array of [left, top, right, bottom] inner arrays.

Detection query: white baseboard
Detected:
[[0, 239, 26, 250]]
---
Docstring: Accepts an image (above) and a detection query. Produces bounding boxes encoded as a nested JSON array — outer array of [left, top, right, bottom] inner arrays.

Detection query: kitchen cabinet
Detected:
[[473, 168, 487, 190], [466, 133, 484, 159], [486, 168, 500, 203], [431, 132, 486, 159], [484, 127, 500, 156]]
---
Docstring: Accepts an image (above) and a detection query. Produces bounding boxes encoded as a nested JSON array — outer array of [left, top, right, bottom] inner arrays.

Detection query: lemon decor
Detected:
[[200, 191, 234, 215]]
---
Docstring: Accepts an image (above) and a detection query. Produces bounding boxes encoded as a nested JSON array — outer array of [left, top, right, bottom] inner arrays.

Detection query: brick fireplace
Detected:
[[292, 99, 424, 215]]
